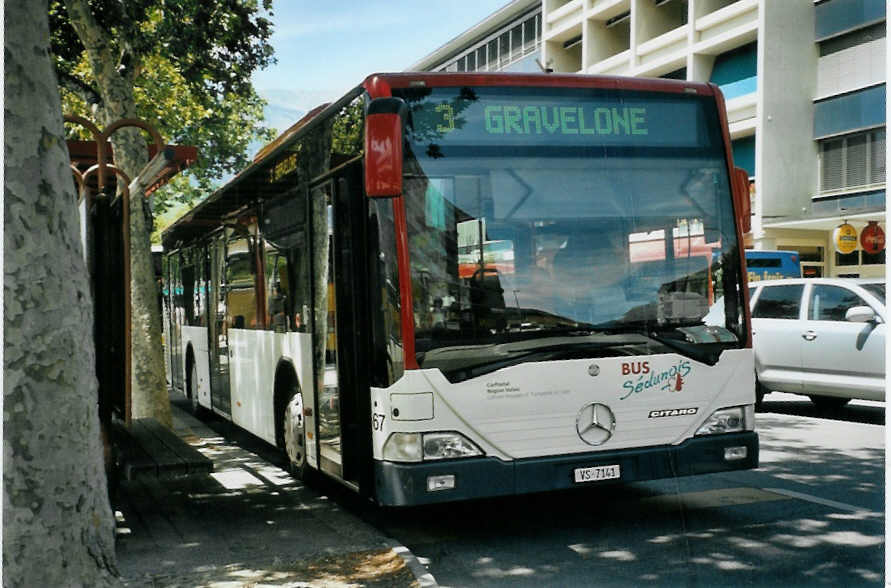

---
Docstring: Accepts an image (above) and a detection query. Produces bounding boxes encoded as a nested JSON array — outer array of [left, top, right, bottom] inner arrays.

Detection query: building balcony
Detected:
[[725, 88, 757, 139], [586, 49, 631, 75], [633, 24, 689, 77], [693, 0, 758, 55], [544, 0, 584, 36], [588, 0, 631, 22]]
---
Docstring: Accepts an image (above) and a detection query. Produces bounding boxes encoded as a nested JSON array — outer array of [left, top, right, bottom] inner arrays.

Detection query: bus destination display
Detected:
[[406, 88, 713, 149]]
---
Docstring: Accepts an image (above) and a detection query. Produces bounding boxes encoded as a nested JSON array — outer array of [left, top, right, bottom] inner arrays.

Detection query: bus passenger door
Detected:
[[333, 169, 372, 490], [207, 232, 232, 416], [312, 182, 344, 479], [310, 167, 369, 488]]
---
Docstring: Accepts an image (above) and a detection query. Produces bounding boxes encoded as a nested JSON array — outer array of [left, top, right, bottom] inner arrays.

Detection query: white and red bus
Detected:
[[162, 72, 756, 506]]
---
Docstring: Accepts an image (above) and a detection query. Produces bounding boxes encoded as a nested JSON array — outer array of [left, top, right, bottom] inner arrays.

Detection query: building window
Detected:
[[835, 250, 859, 266], [862, 248, 886, 265], [819, 128, 885, 194], [523, 17, 537, 54], [434, 10, 542, 74], [487, 39, 499, 70], [835, 248, 886, 267], [819, 21, 886, 56], [498, 31, 510, 67]]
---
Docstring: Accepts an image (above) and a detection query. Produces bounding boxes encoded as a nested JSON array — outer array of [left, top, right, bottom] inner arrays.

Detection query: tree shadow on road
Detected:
[[362, 418, 884, 588], [758, 395, 884, 426]]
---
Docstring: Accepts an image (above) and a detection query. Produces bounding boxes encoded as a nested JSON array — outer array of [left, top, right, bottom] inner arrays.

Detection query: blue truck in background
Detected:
[[745, 250, 801, 282]]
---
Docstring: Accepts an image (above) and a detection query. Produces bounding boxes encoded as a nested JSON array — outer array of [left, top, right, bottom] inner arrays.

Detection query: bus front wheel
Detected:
[[283, 391, 308, 479]]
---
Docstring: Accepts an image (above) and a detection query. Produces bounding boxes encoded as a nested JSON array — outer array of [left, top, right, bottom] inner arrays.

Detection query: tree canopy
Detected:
[[49, 0, 281, 427], [51, 0, 278, 215]]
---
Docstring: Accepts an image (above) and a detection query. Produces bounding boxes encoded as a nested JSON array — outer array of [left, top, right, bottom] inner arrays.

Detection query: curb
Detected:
[[386, 541, 438, 588], [166, 399, 438, 587]]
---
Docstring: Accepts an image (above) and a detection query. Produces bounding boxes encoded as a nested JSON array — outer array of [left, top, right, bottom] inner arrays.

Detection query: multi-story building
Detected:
[[409, 1, 544, 74], [410, 0, 886, 278]]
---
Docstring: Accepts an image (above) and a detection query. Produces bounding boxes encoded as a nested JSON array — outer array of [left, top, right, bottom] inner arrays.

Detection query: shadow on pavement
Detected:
[[758, 395, 884, 426]]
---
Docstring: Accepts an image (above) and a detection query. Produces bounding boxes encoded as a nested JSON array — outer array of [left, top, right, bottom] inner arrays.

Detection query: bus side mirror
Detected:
[[732, 167, 751, 234], [365, 97, 407, 198]]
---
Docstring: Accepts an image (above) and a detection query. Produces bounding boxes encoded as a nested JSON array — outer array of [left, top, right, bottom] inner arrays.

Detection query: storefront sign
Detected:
[[859, 221, 885, 255], [833, 223, 858, 255]]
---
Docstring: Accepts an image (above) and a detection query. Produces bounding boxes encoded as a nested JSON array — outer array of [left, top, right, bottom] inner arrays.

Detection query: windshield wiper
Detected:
[[458, 341, 637, 380], [420, 334, 646, 383], [591, 320, 732, 366]]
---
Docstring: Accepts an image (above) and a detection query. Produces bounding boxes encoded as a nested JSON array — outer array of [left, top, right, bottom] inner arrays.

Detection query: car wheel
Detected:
[[283, 391, 308, 480], [808, 395, 851, 410]]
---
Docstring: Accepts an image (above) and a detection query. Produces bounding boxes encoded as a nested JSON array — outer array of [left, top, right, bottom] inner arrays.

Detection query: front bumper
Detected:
[[374, 431, 758, 506]]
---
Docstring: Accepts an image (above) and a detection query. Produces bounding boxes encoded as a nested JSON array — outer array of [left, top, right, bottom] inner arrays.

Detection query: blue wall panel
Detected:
[[710, 42, 757, 85], [815, 0, 885, 40], [721, 76, 757, 100], [732, 136, 755, 177], [814, 84, 886, 138]]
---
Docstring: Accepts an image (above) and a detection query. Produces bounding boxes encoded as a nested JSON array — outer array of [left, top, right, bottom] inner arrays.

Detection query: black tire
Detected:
[[282, 389, 309, 481], [188, 361, 204, 417], [809, 395, 851, 410]]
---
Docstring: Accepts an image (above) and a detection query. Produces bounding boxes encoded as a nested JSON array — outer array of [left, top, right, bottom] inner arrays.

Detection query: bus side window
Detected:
[[226, 234, 259, 329], [266, 249, 291, 333]]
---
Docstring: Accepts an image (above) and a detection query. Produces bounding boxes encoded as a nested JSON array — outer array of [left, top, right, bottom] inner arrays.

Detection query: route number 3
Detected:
[[435, 104, 455, 133]]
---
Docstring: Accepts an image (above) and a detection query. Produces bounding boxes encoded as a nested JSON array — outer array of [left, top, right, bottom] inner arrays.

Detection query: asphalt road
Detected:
[[190, 393, 885, 587], [358, 392, 885, 587]]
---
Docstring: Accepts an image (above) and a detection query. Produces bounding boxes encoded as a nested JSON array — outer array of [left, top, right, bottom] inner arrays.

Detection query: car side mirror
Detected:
[[845, 305, 877, 323]]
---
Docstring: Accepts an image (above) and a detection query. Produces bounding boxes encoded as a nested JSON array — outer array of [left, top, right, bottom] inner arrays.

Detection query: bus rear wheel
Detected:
[[283, 391, 308, 480], [188, 361, 203, 416]]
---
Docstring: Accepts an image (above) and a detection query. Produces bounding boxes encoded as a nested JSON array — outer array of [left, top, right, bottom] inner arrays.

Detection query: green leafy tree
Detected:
[[50, 0, 276, 425]]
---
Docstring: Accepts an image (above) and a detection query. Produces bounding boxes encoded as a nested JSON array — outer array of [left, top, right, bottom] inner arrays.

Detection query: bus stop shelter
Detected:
[[66, 117, 203, 479]]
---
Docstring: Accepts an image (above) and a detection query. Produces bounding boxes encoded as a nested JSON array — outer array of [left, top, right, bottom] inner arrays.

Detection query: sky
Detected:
[[251, 0, 511, 137]]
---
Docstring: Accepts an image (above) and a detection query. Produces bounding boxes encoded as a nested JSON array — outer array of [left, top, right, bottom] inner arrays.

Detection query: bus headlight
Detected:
[[695, 406, 752, 436], [382, 431, 483, 462], [382, 433, 422, 462], [422, 432, 483, 460]]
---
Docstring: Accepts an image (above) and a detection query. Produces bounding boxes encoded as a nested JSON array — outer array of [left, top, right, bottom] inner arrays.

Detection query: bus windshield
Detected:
[[395, 86, 746, 381]]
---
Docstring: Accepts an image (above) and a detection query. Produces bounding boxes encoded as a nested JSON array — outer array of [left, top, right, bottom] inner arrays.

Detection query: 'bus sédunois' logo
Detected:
[[620, 360, 692, 400]]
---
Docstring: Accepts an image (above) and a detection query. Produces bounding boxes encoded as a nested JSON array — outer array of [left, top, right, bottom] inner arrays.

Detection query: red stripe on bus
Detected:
[[362, 72, 716, 96], [712, 83, 753, 350], [392, 196, 418, 370]]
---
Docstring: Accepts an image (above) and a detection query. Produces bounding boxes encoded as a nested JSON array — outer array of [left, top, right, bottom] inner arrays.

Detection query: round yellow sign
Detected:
[[833, 223, 858, 255]]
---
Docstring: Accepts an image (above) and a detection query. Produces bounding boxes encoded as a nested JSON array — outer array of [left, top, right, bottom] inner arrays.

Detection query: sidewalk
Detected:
[[113, 400, 435, 587]]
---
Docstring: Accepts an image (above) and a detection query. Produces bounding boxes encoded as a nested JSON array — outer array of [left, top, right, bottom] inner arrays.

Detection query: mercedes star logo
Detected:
[[576, 403, 616, 446]]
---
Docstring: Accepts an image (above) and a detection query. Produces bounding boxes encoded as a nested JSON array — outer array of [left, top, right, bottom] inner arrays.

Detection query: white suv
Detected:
[[750, 278, 885, 408]]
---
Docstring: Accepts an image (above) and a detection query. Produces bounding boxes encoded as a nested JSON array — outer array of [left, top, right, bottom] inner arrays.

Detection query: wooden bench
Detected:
[[113, 418, 213, 481]]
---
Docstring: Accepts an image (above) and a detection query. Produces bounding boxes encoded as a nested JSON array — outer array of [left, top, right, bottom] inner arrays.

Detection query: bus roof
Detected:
[[362, 71, 718, 99], [162, 72, 722, 249]]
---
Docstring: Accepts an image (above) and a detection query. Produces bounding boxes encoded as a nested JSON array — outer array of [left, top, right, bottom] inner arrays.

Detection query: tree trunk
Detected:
[[64, 0, 172, 428], [3, 1, 120, 585]]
